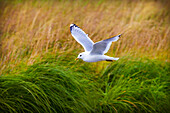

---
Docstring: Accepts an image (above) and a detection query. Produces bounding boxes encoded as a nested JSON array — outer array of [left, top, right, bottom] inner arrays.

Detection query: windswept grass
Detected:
[[0, 63, 96, 113], [0, 56, 169, 113], [99, 58, 170, 113]]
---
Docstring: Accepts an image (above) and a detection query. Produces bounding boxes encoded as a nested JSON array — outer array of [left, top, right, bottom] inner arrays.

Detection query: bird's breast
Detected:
[[83, 55, 105, 62]]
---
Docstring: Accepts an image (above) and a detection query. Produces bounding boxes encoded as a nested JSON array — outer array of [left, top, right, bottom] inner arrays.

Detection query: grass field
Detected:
[[0, 0, 169, 113]]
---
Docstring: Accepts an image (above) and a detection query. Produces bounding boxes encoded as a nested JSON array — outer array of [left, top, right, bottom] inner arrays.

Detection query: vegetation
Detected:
[[0, 0, 169, 113], [1, 56, 169, 113]]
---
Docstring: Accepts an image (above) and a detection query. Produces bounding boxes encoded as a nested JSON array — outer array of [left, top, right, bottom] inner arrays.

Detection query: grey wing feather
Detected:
[[70, 24, 94, 52], [90, 34, 121, 55]]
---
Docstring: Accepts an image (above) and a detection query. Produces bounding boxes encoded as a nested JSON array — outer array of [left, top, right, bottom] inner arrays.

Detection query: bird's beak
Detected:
[[75, 58, 79, 61]]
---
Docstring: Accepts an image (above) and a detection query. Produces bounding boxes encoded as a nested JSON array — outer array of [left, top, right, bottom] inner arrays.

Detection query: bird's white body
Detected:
[[70, 24, 121, 62], [83, 55, 119, 62], [77, 52, 119, 62]]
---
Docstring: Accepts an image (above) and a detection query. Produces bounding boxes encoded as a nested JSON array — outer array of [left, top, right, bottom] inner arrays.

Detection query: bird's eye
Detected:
[[80, 55, 82, 57]]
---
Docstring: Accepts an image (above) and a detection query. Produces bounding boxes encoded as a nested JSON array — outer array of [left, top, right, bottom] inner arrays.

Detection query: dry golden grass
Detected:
[[0, 0, 169, 74]]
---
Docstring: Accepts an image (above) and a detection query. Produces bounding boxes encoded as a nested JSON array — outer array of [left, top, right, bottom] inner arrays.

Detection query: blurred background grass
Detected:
[[0, 0, 169, 74], [0, 0, 169, 113]]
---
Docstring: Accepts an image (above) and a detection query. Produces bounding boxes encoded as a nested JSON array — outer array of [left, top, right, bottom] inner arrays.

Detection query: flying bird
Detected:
[[70, 24, 121, 62]]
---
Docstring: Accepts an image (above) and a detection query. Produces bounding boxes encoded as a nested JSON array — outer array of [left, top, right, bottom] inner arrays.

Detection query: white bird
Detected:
[[70, 24, 121, 62]]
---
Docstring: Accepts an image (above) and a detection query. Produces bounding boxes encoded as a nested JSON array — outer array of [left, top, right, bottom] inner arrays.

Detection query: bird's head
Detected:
[[75, 52, 87, 61]]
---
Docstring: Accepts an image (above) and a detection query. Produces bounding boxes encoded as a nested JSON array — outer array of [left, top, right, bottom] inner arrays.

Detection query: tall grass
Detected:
[[0, 64, 96, 112], [0, 0, 169, 74], [0, 56, 169, 112], [99, 58, 170, 113]]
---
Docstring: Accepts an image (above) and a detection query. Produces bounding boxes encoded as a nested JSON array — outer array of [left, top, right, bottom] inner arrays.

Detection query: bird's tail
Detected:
[[106, 57, 119, 62], [114, 58, 119, 60], [112, 57, 119, 60]]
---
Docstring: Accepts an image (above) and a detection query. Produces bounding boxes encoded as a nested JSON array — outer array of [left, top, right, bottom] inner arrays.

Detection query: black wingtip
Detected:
[[118, 34, 122, 37], [70, 23, 75, 27], [70, 23, 75, 31], [70, 23, 79, 32]]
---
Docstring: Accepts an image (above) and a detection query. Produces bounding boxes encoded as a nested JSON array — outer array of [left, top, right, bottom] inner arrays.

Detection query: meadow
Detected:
[[0, 0, 169, 113]]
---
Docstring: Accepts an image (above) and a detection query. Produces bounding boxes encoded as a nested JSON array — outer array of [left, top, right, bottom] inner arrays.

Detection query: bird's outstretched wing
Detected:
[[70, 24, 94, 52], [90, 34, 121, 55]]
